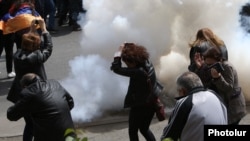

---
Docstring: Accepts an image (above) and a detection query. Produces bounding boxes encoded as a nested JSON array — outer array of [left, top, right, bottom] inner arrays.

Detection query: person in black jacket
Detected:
[[7, 18, 53, 141], [111, 43, 157, 141], [7, 73, 77, 141], [7, 18, 53, 103]]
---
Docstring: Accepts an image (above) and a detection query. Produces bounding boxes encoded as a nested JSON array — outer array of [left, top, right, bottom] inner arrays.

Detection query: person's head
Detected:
[[9, 0, 36, 15], [20, 73, 39, 88], [203, 46, 223, 66], [190, 28, 225, 48], [121, 43, 149, 68], [176, 72, 203, 97], [21, 32, 40, 51]]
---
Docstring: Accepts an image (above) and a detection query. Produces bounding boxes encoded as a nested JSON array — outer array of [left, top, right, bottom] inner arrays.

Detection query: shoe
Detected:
[[72, 23, 82, 31], [58, 16, 69, 26], [58, 18, 64, 26], [7, 72, 16, 78], [79, 8, 87, 13]]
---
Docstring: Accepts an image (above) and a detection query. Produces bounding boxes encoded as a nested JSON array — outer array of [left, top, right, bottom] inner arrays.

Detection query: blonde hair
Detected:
[[189, 28, 225, 48]]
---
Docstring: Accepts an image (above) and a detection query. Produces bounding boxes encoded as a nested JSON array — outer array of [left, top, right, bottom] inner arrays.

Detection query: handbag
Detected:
[[144, 70, 166, 121], [154, 97, 166, 121]]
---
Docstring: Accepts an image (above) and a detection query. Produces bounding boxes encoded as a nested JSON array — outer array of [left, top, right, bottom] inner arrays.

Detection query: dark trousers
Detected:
[[2, 33, 15, 73], [23, 116, 33, 141], [129, 106, 156, 141]]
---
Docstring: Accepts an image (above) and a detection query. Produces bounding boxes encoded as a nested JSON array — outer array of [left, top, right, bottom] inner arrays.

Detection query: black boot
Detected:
[[58, 15, 68, 26], [71, 20, 82, 31], [72, 23, 82, 31]]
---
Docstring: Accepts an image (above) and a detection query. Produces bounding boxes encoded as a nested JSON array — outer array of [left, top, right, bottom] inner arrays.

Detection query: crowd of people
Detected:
[[0, 0, 86, 78], [110, 28, 247, 141], [0, 1, 248, 141], [0, 0, 80, 141]]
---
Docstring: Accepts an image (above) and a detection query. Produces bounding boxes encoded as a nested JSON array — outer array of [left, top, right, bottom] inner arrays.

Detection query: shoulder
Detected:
[[47, 79, 62, 88], [20, 83, 41, 97], [222, 61, 235, 72]]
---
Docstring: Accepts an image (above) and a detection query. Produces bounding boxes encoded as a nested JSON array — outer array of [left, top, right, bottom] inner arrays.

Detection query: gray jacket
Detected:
[[212, 61, 247, 124]]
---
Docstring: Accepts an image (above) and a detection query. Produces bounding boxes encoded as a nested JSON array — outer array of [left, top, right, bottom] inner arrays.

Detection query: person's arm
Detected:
[[7, 92, 33, 121], [212, 63, 234, 93], [26, 19, 53, 63], [161, 96, 192, 141], [110, 45, 143, 77], [38, 18, 53, 61], [38, 32, 53, 62]]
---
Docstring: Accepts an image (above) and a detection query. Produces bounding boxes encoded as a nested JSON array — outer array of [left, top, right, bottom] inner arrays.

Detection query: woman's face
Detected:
[[205, 57, 217, 66]]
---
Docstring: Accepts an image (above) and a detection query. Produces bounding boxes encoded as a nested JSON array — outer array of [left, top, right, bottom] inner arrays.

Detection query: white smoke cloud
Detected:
[[61, 0, 250, 123], [61, 55, 128, 122]]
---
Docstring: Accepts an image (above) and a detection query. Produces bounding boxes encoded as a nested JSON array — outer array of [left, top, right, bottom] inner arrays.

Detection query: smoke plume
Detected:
[[61, 0, 250, 123]]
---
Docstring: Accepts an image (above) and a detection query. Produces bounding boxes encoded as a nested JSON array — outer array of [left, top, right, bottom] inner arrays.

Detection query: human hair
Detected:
[[189, 28, 225, 48], [21, 32, 40, 51], [176, 72, 203, 92], [20, 73, 37, 88], [203, 46, 223, 62], [121, 43, 149, 65], [9, 0, 36, 16]]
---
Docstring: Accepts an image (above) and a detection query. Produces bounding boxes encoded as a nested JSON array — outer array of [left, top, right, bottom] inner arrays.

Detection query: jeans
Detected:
[[68, 0, 80, 22], [35, 0, 56, 29]]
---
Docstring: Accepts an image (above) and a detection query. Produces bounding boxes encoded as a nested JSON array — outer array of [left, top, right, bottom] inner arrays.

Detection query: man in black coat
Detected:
[[7, 73, 77, 141]]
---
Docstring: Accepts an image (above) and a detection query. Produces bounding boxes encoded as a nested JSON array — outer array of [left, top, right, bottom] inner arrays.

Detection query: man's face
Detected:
[[177, 87, 186, 97]]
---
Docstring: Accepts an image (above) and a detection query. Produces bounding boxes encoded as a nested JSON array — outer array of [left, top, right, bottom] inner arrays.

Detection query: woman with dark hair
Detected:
[[194, 46, 247, 125], [111, 43, 158, 141]]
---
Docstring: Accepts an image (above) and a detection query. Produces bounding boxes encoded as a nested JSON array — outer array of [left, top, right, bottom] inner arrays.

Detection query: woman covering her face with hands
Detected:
[[111, 43, 158, 141], [194, 46, 246, 125]]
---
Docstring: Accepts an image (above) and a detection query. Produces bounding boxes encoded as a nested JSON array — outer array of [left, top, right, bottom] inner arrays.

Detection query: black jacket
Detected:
[[111, 57, 158, 108], [7, 78, 75, 141], [7, 32, 53, 103]]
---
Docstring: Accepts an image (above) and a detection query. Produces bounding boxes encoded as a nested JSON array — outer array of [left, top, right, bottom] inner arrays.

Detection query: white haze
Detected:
[[60, 0, 250, 123]]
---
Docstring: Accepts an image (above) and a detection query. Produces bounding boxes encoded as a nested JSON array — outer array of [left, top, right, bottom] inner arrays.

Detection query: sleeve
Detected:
[[212, 63, 234, 93], [38, 32, 53, 62], [110, 57, 144, 77], [161, 96, 193, 141], [7, 92, 33, 121]]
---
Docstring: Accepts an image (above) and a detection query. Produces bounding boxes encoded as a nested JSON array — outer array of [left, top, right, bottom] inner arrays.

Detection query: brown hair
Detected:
[[203, 46, 222, 61], [121, 43, 149, 65], [21, 32, 40, 51], [9, 0, 36, 16], [189, 28, 225, 48]]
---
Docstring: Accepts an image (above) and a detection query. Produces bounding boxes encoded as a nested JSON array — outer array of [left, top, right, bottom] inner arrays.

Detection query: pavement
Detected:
[[0, 103, 249, 141]]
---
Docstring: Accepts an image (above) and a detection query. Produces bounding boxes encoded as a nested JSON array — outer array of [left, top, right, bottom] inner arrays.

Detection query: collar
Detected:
[[175, 86, 205, 100]]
